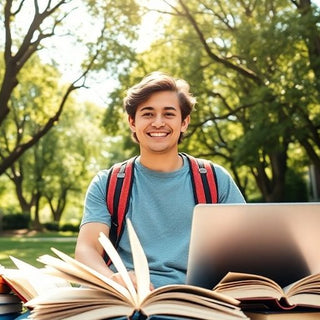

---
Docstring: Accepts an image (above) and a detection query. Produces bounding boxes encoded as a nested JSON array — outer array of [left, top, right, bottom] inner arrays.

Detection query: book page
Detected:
[[1, 256, 70, 302], [98, 231, 138, 305], [38, 248, 131, 302], [143, 283, 239, 306], [287, 292, 320, 308], [214, 272, 283, 299], [127, 219, 151, 303], [42, 266, 122, 294], [1, 268, 37, 302], [25, 287, 135, 320], [10, 256, 71, 294], [283, 272, 320, 296], [216, 272, 282, 289]]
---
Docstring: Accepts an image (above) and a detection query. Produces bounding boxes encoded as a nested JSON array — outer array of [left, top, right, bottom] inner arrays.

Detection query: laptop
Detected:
[[186, 203, 320, 289]]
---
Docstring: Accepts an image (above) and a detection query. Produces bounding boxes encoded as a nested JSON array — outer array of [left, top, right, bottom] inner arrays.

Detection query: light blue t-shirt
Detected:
[[81, 154, 245, 288]]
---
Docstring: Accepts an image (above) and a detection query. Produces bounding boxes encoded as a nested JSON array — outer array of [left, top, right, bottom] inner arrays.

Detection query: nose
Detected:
[[152, 115, 165, 128]]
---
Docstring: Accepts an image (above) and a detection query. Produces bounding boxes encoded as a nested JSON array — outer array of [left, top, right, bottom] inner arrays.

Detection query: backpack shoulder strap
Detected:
[[106, 156, 137, 249], [182, 153, 218, 203]]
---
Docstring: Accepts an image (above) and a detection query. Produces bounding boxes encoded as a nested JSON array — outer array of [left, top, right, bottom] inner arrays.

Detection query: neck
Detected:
[[139, 151, 183, 172]]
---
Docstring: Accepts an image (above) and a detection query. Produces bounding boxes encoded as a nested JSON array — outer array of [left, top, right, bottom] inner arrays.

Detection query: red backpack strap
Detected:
[[183, 153, 218, 203], [106, 156, 137, 251]]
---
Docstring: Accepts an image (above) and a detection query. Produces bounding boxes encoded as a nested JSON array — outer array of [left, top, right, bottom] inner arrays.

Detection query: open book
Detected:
[[2, 220, 248, 320], [214, 272, 320, 310], [1, 259, 71, 303]]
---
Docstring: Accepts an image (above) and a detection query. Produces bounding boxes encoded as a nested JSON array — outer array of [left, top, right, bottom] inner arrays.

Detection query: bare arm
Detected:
[[75, 222, 143, 288], [75, 222, 114, 278], [75, 222, 154, 290]]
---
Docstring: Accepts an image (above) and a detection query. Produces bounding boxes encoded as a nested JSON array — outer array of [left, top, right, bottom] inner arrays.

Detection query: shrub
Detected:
[[1, 213, 30, 230], [60, 223, 80, 232], [43, 222, 59, 231]]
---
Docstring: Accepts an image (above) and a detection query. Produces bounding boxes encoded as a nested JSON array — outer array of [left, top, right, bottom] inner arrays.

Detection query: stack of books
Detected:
[[0, 274, 22, 320]]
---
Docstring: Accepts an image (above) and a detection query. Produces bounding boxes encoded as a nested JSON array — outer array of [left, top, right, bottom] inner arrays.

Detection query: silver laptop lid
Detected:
[[186, 203, 320, 289]]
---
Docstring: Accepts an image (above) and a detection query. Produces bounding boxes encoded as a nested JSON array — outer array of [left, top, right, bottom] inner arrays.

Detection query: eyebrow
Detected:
[[139, 106, 178, 112]]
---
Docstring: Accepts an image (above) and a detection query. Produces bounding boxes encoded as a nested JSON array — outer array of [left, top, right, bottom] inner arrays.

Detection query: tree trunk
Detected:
[[253, 148, 288, 202], [32, 192, 43, 231]]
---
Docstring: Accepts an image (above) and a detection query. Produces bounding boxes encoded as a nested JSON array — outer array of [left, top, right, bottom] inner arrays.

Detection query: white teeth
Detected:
[[149, 132, 167, 137]]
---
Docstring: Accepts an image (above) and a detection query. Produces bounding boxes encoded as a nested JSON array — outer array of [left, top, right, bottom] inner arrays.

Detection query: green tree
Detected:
[[1, 53, 64, 225], [4, 98, 110, 228], [40, 102, 99, 226], [105, 0, 319, 201], [0, 0, 141, 175], [172, 0, 320, 201]]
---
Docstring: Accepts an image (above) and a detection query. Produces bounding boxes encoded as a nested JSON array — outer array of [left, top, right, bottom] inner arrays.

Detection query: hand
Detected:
[[110, 271, 154, 290]]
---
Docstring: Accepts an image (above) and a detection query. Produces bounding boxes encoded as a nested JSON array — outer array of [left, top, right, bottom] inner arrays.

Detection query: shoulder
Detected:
[[89, 158, 136, 191], [210, 162, 232, 177], [182, 153, 230, 177], [91, 158, 134, 184], [91, 169, 110, 186]]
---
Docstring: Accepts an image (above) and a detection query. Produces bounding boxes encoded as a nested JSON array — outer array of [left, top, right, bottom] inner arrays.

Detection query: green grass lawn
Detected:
[[0, 231, 77, 268]]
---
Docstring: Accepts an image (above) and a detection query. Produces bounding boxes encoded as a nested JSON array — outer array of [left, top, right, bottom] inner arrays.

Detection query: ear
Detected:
[[128, 115, 135, 133], [181, 115, 190, 133]]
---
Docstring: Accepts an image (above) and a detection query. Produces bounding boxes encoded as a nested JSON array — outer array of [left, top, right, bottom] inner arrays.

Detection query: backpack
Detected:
[[105, 153, 218, 253]]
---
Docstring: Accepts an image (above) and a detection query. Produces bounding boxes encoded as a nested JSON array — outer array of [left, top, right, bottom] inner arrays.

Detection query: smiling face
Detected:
[[128, 91, 190, 156]]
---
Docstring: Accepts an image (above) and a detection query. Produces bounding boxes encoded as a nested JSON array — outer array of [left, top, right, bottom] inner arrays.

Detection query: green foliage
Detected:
[[42, 222, 80, 232], [60, 223, 80, 233], [1, 0, 318, 206], [83, 0, 141, 73], [0, 53, 62, 152], [0, 0, 145, 178], [43, 222, 60, 232], [1, 213, 30, 230], [0, 58, 112, 225], [104, 0, 319, 201], [284, 169, 308, 202]]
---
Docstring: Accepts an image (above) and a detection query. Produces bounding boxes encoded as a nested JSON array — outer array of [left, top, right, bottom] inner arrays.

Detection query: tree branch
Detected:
[[178, 0, 263, 84]]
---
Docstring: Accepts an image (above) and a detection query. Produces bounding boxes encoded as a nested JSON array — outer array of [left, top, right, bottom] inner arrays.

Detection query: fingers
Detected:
[[110, 273, 127, 288], [110, 271, 137, 288], [110, 271, 155, 291]]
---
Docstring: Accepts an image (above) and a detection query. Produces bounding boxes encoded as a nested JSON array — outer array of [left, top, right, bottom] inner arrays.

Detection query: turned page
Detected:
[[98, 228, 138, 305], [127, 219, 151, 303], [4, 256, 71, 301], [38, 248, 131, 301]]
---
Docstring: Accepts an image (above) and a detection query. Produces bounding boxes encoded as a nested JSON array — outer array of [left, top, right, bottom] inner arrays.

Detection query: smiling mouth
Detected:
[[148, 132, 169, 137]]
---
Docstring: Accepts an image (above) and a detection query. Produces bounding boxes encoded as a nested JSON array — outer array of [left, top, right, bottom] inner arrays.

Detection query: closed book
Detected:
[[245, 310, 320, 319], [0, 303, 22, 315], [0, 294, 20, 305]]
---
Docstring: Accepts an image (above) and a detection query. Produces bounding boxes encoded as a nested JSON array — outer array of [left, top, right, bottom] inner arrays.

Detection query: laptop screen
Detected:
[[186, 203, 320, 289]]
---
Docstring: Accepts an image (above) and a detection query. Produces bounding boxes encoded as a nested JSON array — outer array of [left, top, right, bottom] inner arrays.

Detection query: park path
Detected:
[[11, 237, 77, 242]]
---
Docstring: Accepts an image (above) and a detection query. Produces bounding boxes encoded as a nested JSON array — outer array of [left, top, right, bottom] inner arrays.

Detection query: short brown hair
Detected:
[[124, 72, 196, 121]]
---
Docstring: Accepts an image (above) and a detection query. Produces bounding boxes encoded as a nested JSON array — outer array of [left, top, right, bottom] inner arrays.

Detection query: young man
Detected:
[[75, 72, 245, 289]]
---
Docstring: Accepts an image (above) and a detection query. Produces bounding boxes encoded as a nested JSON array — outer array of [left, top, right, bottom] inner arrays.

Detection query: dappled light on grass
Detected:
[[0, 237, 76, 268]]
